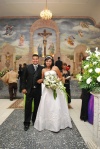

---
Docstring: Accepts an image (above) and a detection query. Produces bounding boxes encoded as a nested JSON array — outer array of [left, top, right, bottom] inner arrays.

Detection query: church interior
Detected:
[[0, 0, 100, 148]]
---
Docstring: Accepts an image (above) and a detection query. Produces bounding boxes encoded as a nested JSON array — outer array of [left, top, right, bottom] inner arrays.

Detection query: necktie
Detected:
[[34, 65, 37, 71]]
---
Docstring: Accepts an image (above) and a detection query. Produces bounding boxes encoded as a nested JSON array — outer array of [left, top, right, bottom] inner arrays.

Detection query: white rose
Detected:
[[95, 53, 100, 57], [86, 49, 90, 54], [97, 76, 100, 82], [86, 56, 90, 60], [95, 68, 100, 73], [51, 84, 56, 87], [52, 81, 56, 84], [95, 48, 100, 56], [46, 76, 49, 80], [86, 77, 92, 84], [45, 82, 50, 86], [79, 76, 82, 81], [96, 47, 98, 50], [88, 69, 93, 73], [93, 62, 97, 65], [84, 65, 89, 69]]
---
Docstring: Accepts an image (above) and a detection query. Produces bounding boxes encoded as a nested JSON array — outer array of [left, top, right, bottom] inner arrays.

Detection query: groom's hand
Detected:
[[22, 89, 27, 94], [37, 79, 43, 84]]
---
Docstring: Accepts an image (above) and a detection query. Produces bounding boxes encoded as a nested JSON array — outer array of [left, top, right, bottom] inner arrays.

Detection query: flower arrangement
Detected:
[[76, 47, 100, 93], [44, 73, 67, 100], [0, 69, 9, 78]]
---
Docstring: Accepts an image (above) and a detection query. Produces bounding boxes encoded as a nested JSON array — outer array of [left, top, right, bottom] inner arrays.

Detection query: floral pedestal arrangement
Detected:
[[76, 47, 100, 148], [87, 93, 100, 149], [92, 93, 100, 148]]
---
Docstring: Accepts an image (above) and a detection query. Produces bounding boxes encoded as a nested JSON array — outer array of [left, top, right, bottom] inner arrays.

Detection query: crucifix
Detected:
[[38, 29, 52, 56]]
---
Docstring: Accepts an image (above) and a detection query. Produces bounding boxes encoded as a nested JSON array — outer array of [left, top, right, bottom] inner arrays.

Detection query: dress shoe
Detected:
[[24, 125, 29, 131], [13, 93, 17, 99], [68, 104, 73, 109]]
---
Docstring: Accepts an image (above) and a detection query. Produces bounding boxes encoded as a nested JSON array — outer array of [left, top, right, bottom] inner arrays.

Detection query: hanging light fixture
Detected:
[[40, 0, 52, 20]]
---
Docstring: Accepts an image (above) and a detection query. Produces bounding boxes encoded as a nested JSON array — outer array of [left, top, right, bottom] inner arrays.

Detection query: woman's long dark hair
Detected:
[[44, 56, 54, 69]]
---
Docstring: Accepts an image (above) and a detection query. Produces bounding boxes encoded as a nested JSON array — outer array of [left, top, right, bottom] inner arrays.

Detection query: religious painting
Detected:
[[0, 18, 100, 58], [0, 18, 31, 56], [0, 17, 100, 71], [33, 28, 56, 57], [54, 18, 100, 56]]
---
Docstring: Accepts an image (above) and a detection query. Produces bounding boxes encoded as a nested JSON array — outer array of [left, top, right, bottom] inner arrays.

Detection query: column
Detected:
[[93, 93, 100, 148]]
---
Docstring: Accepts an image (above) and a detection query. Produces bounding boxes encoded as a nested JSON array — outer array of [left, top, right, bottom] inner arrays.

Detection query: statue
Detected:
[[38, 29, 52, 56], [48, 43, 55, 56], [37, 44, 42, 57], [5, 52, 12, 69]]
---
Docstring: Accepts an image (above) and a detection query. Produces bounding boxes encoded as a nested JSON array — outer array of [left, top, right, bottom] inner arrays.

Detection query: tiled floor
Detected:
[[69, 100, 93, 145], [0, 98, 94, 148]]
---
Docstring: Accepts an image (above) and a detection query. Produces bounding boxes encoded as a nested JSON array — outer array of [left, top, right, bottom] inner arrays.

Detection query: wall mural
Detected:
[[0, 17, 100, 70], [56, 18, 100, 59]]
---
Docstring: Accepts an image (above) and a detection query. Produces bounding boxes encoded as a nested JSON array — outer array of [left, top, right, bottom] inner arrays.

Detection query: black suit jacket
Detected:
[[55, 60, 63, 71], [22, 64, 43, 94]]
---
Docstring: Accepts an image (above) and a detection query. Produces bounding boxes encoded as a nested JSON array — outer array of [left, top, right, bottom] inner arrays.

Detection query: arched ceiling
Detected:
[[0, 0, 100, 25]]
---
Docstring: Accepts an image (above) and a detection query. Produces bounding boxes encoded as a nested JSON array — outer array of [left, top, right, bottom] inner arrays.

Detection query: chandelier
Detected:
[[40, 0, 52, 20]]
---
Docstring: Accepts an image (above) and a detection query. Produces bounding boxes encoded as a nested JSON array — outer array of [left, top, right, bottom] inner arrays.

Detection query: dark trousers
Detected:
[[19, 78, 23, 93], [24, 87, 41, 126], [8, 83, 17, 100], [64, 83, 71, 104], [80, 89, 90, 121]]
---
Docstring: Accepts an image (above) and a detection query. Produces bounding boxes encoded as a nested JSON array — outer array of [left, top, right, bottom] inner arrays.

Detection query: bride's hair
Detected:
[[44, 55, 54, 69]]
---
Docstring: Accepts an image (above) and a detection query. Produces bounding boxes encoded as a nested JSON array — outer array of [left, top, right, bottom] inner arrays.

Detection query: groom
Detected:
[[22, 54, 43, 131]]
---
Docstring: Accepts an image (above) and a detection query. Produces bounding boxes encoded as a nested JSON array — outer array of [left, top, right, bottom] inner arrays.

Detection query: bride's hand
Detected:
[[58, 77, 62, 81]]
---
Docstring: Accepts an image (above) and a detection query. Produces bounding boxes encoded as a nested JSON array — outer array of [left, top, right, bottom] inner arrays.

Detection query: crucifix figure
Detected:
[[38, 29, 52, 56]]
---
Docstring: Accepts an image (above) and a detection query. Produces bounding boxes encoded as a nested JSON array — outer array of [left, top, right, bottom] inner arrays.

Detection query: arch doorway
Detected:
[[29, 19, 60, 63]]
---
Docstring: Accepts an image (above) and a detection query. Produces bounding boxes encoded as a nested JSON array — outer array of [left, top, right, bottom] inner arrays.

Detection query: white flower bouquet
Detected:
[[76, 47, 100, 93], [44, 73, 67, 100]]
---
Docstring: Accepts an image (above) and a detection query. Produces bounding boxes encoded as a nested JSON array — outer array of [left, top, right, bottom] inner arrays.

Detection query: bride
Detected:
[[34, 56, 72, 132]]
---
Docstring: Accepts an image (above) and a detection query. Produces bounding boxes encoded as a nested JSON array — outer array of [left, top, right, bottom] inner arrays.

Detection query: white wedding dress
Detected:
[[34, 70, 72, 132]]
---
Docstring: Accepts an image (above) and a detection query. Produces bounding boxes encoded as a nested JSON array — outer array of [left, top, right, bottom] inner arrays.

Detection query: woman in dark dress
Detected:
[[62, 63, 72, 109], [18, 64, 23, 93], [80, 88, 90, 121], [80, 56, 91, 121]]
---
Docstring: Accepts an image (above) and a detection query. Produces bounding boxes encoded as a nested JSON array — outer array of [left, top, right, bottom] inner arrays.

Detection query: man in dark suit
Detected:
[[55, 57, 63, 72], [22, 54, 43, 131]]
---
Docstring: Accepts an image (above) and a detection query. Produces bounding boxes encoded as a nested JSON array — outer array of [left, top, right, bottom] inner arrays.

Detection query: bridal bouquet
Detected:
[[76, 47, 100, 93], [44, 74, 67, 100]]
